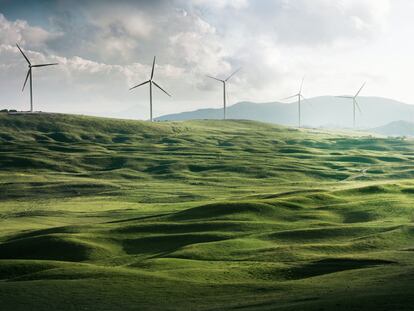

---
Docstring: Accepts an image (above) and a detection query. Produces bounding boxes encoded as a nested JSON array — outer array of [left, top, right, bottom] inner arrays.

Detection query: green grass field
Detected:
[[1, 113, 414, 310]]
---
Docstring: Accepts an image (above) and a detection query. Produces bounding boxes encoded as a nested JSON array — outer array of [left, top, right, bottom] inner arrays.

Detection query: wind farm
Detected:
[[5, 44, 395, 130], [8, 44, 379, 129], [2, 1, 414, 311]]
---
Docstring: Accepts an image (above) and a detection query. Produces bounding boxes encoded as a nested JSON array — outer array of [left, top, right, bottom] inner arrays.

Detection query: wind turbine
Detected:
[[207, 68, 241, 120], [337, 82, 366, 128], [282, 77, 306, 128], [129, 56, 171, 122], [16, 43, 58, 112]]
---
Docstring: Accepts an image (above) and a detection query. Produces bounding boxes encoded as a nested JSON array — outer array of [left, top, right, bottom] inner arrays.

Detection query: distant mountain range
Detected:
[[155, 96, 414, 129], [370, 120, 414, 137]]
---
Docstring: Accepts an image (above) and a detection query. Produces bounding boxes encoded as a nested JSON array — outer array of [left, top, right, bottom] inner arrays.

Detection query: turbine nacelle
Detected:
[[207, 68, 241, 84], [336, 82, 366, 101]]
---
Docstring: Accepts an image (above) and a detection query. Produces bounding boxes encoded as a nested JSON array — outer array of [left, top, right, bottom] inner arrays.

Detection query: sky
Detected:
[[0, 0, 413, 120]]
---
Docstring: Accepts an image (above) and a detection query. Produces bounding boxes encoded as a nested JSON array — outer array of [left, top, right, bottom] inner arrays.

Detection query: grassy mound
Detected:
[[0, 234, 115, 262], [170, 202, 286, 221]]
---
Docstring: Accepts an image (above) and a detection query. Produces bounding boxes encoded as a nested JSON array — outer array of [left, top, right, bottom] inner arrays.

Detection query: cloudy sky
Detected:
[[0, 0, 412, 119]]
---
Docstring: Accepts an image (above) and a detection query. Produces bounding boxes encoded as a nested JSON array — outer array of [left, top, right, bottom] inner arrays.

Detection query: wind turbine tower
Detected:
[[16, 44, 58, 112], [282, 77, 306, 128], [337, 82, 366, 128], [207, 68, 241, 120], [129, 56, 171, 122]]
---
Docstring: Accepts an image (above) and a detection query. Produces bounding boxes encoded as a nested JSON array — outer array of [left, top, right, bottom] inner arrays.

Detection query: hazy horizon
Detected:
[[1, 0, 413, 120]]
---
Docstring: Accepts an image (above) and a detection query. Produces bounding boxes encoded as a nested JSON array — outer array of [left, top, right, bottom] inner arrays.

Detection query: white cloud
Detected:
[[190, 0, 249, 9], [239, 0, 391, 46], [0, 13, 62, 48], [170, 26, 228, 73]]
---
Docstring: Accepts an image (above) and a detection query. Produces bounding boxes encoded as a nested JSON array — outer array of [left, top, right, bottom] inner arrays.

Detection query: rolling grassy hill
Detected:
[[1, 112, 414, 310]]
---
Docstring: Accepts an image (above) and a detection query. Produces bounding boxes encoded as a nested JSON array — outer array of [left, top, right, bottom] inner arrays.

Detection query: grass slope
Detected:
[[1, 113, 414, 310]]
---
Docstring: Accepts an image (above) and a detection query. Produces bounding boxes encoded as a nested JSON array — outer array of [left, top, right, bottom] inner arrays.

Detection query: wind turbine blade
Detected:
[[206, 75, 224, 82], [22, 69, 30, 91], [225, 68, 241, 82], [299, 76, 305, 93], [150, 56, 156, 80], [16, 44, 31, 65], [336, 96, 353, 99], [129, 80, 150, 90], [355, 99, 362, 114], [301, 95, 314, 109], [31, 63, 59, 67], [281, 94, 299, 101], [355, 82, 366, 97], [153, 81, 171, 97]]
